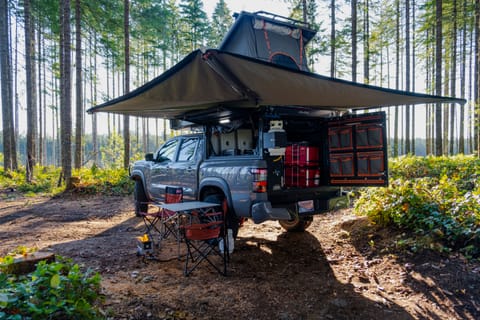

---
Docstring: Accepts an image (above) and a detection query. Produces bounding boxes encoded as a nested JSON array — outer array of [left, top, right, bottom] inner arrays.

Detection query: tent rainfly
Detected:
[[87, 48, 466, 120]]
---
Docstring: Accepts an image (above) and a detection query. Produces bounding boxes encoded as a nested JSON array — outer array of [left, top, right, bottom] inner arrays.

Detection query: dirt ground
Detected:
[[0, 191, 479, 320]]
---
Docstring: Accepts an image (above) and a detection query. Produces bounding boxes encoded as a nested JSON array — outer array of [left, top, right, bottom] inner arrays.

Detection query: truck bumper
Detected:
[[251, 202, 291, 224], [251, 195, 349, 224]]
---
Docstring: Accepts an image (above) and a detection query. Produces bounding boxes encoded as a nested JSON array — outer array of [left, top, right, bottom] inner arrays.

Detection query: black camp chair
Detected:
[[182, 209, 228, 276]]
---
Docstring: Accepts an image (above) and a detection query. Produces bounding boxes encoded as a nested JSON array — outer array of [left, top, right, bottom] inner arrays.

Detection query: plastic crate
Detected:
[[284, 166, 320, 188], [285, 144, 319, 167]]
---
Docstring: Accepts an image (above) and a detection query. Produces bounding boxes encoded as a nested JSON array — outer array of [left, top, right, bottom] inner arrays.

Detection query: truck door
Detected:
[[150, 138, 178, 202], [326, 111, 388, 186], [167, 137, 200, 201]]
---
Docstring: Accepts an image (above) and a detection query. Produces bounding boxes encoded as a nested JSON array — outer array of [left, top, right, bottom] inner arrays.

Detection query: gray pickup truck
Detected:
[[131, 108, 388, 238]]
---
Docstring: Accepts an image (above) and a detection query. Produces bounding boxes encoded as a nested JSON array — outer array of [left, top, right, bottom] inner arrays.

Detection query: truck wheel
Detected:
[[203, 194, 239, 240], [134, 180, 148, 217], [279, 215, 313, 232]]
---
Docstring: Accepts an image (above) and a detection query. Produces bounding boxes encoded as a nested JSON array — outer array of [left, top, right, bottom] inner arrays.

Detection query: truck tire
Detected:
[[203, 193, 239, 240], [134, 180, 148, 217], [279, 215, 313, 232]]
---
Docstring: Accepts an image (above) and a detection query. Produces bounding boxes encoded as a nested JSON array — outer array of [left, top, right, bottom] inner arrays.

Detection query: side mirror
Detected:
[[145, 153, 154, 161]]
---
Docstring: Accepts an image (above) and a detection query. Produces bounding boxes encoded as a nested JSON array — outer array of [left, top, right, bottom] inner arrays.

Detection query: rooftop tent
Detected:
[[218, 11, 317, 71], [87, 48, 465, 120]]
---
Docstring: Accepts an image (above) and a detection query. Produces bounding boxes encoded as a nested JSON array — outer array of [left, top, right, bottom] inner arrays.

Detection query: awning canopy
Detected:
[[87, 49, 466, 119]]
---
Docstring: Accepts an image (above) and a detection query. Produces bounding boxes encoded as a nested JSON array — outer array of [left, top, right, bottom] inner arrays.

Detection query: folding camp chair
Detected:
[[136, 187, 183, 257], [182, 209, 229, 276]]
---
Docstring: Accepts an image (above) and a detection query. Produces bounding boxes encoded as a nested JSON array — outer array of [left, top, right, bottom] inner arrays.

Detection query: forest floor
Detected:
[[0, 191, 479, 319]]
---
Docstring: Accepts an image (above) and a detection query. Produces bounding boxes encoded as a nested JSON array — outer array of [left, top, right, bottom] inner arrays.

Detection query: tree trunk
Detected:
[[124, 0, 131, 169], [143, 118, 147, 154], [37, 23, 43, 166], [13, 15, 18, 169], [426, 27, 433, 155], [351, 0, 357, 82], [475, 0, 480, 156], [74, 0, 83, 169], [330, 0, 335, 77], [163, 118, 167, 142], [405, 0, 411, 154], [60, 0, 72, 184], [411, 0, 416, 154], [449, 0, 457, 155], [435, 0, 443, 156], [443, 65, 449, 155], [393, 0, 400, 157], [91, 31, 99, 166], [0, 0, 16, 171], [468, 22, 474, 154], [363, 0, 370, 84], [458, 0, 467, 154], [24, 0, 37, 182]]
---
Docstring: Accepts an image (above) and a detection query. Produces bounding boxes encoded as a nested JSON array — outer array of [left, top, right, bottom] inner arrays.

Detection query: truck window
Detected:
[[178, 137, 198, 161], [157, 139, 178, 161]]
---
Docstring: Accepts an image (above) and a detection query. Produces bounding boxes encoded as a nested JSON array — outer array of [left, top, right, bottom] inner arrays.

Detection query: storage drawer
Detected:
[[356, 124, 383, 149], [329, 153, 354, 177], [328, 126, 353, 151], [357, 151, 385, 176]]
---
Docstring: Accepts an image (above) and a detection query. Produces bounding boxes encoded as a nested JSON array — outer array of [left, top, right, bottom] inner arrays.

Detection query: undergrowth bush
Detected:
[[354, 155, 480, 258], [71, 166, 133, 195], [0, 165, 133, 196], [0, 250, 104, 319], [0, 166, 62, 195]]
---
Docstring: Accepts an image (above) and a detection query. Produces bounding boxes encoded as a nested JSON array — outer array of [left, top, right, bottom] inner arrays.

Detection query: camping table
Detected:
[[152, 201, 221, 258], [157, 201, 220, 215]]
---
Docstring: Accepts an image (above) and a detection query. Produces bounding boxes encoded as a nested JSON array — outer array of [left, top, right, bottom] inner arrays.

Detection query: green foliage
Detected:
[[208, 0, 233, 47], [0, 166, 62, 195], [179, 0, 209, 52], [354, 155, 480, 258], [389, 154, 480, 183], [0, 254, 103, 319], [72, 166, 134, 195], [0, 165, 133, 196]]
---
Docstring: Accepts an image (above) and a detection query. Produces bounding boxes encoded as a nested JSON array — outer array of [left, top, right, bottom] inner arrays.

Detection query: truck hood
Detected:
[[87, 49, 465, 119]]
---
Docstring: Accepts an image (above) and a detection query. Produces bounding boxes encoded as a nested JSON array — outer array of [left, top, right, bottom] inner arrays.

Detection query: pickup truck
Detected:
[[130, 107, 388, 239]]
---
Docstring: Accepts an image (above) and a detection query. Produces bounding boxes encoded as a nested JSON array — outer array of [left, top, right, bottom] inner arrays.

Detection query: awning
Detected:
[[87, 49, 466, 119]]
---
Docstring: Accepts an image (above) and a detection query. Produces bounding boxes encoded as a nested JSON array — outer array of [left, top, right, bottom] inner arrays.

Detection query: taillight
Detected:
[[251, 168, 268, 193]]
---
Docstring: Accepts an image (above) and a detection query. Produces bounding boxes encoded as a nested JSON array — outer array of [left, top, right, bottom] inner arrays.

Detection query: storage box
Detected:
[[285, 144, 319, 167], [356, 124, 383, 149], [284, 166, 320, 188], [328, 126, 353, 151], [357, 151, 384, 176], [329, 153, 354, 177]]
